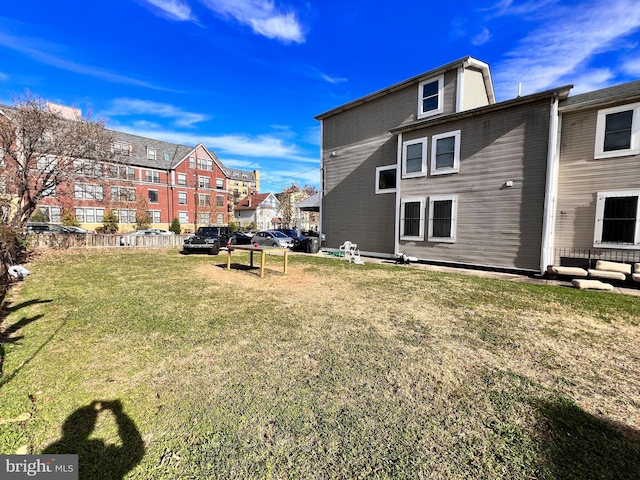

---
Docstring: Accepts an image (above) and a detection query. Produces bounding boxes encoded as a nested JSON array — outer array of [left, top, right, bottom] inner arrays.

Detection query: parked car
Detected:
[[182, 226, 224, 255], [26, 222, 65, 234], [120, 229, 165, 246], [250, 230, 295, 248], [61, 226, 92, 234], [276, 228, 306, 250], [228, 231, 252, 245], [147, 229, 174, 235]]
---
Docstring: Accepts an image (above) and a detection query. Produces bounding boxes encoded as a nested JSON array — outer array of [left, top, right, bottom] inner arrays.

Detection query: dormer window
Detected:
[[147, 148, 156, 161], [417, 75, 444, 119]]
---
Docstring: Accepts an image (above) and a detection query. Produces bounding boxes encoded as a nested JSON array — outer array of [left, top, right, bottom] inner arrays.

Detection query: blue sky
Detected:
[[1, 0, 640, 192]]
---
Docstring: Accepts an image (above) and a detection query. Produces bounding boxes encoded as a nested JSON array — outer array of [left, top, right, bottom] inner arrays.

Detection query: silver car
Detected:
[[250, 230, 294, 248]]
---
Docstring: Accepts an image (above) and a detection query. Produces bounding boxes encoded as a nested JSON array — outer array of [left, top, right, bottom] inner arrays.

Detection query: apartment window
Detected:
[[594, 191, 640, 248], [594, 102, 640, 159], [198, 158, 213, 171], [74, 183, 103, 200], [147, 148, 156, 161], [148, 210, 161, 223], [109, 165, 134, 179], [198, 194, 211, 206], [198, 212, 210, 225], [148, 190, 159, 204], [42, 181, 57, 198], [216, 178, 224, 188], [76, 208, 104, 224], [189, 156, 195, 168], [199, 176, 210, 188], [428, 195, 458, 243], [375, 166, 397, 194], [163, 152, 170, 162], [216, 195, 224, 207], [400, 198, 425, 240], [431, 130, 461, 175], [113, 142, 132, 155], [177, 173, 187, 186], [111, 186, 136, 202], [73, 160, 101, 177], [38, 206, 61, 223], [402, 138, 427, 178], [145, 170, 160, 183], [217, 213, 224, 224], [115, 209, 136, 224], [179, 211, 189, 224], [417, 75, 444, 119], [178, 192, 187, 205]]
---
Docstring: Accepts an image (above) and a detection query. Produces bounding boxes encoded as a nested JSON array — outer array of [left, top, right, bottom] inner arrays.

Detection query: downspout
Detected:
[[394, 132, 402, 256], [319, 120, 324, 244], [539, 94, 561, 274]]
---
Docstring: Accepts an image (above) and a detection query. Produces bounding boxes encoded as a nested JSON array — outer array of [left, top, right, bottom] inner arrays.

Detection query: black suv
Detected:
[[182, 226, 231, 255]]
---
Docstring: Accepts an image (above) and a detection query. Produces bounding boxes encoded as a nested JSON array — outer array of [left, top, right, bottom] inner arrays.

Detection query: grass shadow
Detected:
[[42, 400, 145, 480], [536, 396, 640, 479]]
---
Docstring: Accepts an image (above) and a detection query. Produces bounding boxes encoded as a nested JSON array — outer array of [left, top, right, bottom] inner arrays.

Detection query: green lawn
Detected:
[[1, 249, 639, 479]]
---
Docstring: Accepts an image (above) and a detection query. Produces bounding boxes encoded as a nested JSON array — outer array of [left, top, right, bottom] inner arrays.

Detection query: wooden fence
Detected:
[[28, 233, 193, 250]]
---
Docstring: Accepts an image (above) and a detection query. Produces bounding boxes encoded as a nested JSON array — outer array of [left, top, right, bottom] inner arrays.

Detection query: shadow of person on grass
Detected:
[[537, 396, 640, 479], [42, 400, 144, 480], [0, 313, 45, 378]]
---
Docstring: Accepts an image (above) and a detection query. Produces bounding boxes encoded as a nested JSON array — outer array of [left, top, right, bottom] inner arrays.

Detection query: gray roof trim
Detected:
[[390, 85, 572, 135], [315, 56, 492, 120], [222, 166, 257, 181], [111, 129, 194, 170], [559, 79, 640, 112]]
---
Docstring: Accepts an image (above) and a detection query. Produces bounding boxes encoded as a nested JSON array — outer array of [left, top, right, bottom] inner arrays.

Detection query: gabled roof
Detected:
[[234, 193, 275, 211], [315, 56, 494, 120], [112, 130, 193, 169], [222, 166, 257, 181], [559, 79, 640, 111]]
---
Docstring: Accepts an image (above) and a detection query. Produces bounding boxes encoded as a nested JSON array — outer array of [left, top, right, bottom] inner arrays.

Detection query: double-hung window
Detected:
[[594, 191, 640, 248], [417, 75, 444, 119], [428, 195, 458, 243], [178, 192, 187, 205], [375, 165, 397, 194], [430, 130, 461, 175], [594, 103, 640, 159], [148, 190, 159, 204], [402, 138, 427, 178], [400, 197, 425, 240], [177, 174, 187, 186]]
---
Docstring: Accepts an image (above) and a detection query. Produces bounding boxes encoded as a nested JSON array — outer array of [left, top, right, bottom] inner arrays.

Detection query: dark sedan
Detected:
[[228, 232, 252, 245]]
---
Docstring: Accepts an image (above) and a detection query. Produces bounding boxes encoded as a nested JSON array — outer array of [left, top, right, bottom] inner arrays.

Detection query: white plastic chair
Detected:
[[339, 241, 364, 264]]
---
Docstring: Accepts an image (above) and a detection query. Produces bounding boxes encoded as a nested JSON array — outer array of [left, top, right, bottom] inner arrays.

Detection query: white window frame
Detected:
[[375, 165, 397, 194], [428, 194, 458, 243], [430, 130, 461, 176], [147, 148, 156, 161], [594, 102, 640, 159], [177, 173, 187, 186], [593, 190, 640, 249], [402, 138, 428, 179], [178, 192, 187, 205], [417, 75, 444, 119], [148, 189, 159, 204], [179, 211, 189, 224], [400, 197, 425, 241]]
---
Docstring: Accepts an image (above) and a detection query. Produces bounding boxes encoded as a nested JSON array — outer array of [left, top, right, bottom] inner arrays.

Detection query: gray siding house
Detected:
[[551, 81, 640, 266]]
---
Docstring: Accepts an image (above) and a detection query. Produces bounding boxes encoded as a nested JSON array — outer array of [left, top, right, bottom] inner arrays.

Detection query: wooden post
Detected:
[[226, 248, 231, 270], [283, 250, 288, 274], [260, 251, 266, 278]]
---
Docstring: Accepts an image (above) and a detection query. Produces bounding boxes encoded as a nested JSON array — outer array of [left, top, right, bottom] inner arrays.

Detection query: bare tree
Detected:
[[276, 183, 318, 228], [0, 93, 115, 227]]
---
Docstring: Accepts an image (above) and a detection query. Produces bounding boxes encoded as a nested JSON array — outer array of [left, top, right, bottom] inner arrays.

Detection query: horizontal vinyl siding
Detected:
[[556, 104, 640, 254], [399, 100, 552, 270], [322, 87, 415, 253]]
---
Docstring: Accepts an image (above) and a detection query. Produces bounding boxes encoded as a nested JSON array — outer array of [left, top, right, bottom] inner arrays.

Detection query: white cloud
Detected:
[[140, 0, 197, 22], [622, 57, 640, 77], [493, 0, 640, 99], [200, 0, 305, 43], [0, 30, 164, 89], [105, 98, 209, 127], [484, 0, 559, 18], [471, 27, 491, 46], [565, 68, 615, 95], [113, 124, 318, 163]]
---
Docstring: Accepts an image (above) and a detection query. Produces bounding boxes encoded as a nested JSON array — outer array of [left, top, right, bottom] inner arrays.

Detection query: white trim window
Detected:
[[148, 190, 159, 204], [417, 75, 444, 119], [594, 190, 640, 248], [179, 211, 189, 224], [375, 165, 397, 194], [430, 130, 461, 175], [400, 197, 425, 240], [178, 192, 187, 205], [148, 210, 161, 223], [402, 138, 427, 178], [147, 148, 156, 161], [177, 173, 187, 186], [199, 176, 210, 188], [594, 102, 640, 159], [428, 195, 458, 243]]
